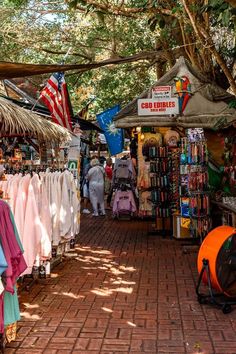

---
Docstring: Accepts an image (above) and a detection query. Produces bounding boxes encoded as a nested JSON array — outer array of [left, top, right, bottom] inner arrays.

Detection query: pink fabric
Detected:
[[22, 178, 42, 274], [0, 201, 27, 293], [0, 294, 3, 333], [8, 174, 22, 214], [14, 174, 31, 242], [112, 190, 137, 215]]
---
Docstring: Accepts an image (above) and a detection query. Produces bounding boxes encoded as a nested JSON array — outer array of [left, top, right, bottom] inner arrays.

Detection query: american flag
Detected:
[[40, 72, 72, 131]]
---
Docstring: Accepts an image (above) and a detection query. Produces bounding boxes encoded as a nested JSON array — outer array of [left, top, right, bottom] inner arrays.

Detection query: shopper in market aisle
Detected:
[[105, 157, 113, 210], [87, 157, 106, 217], [81, 156, 91, 214]]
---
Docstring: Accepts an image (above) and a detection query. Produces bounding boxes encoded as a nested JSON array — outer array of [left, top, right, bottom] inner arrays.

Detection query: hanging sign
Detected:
[[138, 98, 179, 116], [152, 86, 171, 99]]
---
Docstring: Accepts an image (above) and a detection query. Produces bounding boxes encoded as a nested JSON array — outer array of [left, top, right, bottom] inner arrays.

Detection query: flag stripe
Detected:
[[41, 94, 64, 127], [61, 83, 72, 130], [40, 72, 72, 130], [43, 87, 67, 127], [41, 89, 65, 127]]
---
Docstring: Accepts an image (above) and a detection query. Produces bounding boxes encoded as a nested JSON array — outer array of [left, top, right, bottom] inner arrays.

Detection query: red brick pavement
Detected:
[[5, 214, 236, 353]]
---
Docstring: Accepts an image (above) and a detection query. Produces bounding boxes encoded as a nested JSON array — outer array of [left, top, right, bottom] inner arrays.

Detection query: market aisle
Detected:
[[5, 214, 236, 354]]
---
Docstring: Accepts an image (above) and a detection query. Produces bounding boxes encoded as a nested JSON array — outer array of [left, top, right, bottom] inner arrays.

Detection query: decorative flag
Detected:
[[40, 72, 72, 131], [78, 96, 96, 120], [96, 105, 124, 156]]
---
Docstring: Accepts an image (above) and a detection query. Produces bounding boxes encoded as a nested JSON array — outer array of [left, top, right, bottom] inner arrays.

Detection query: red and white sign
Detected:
[[152, 86, 171, 99], [138, 98, 179, 116]]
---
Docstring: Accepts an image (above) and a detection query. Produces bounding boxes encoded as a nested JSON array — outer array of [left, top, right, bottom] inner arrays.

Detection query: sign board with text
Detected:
[[138, 98, 179, 116], [152, 86, 171, 99]]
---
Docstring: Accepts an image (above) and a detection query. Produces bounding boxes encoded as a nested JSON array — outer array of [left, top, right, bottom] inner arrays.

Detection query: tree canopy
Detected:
[[0, 0, 235, 115]]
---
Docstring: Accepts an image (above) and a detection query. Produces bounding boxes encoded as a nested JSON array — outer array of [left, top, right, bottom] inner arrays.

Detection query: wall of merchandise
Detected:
[[137, 127, 211, 240]]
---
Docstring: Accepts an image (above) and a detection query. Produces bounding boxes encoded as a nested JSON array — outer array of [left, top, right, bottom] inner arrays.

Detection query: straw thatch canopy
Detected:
[[114, 56, 236, 130], [0, 96, 71, 142]]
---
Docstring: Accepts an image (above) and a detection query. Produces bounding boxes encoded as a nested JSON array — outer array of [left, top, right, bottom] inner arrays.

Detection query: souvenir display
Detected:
[[179, 129, 210, 240], [136, 127, 213, 241]]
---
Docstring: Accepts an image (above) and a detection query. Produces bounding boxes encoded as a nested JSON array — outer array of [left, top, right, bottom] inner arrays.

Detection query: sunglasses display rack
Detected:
[[146, 145, 180, 236], [179, 129, 210, 241], [147, 146, 171, 235]]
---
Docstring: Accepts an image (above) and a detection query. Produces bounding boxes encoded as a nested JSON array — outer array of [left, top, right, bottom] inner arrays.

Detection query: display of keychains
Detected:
[[179, 129, 210, 240], [188, 170, 208, 191], [150, 174, 168, 188], [149, 146, 169, 158], [189, 193, 210, 218]]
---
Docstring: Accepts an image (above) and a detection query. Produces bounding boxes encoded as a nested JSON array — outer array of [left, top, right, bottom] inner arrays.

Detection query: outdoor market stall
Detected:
[[114, 56, 236, 240], [0, 96, 81, 346]]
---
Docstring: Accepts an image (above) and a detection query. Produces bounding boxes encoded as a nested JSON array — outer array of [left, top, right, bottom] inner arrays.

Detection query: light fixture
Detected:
[[140, 133, 145, 141], [136, 126, 141, 133]]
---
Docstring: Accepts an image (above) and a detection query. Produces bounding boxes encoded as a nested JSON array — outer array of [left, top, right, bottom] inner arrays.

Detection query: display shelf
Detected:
[[179, 130, 210, 240]]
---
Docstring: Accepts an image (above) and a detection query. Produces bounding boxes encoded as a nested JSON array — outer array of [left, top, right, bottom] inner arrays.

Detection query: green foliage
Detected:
[[0, 0, 235, 114], [202, 0, 235, 28]]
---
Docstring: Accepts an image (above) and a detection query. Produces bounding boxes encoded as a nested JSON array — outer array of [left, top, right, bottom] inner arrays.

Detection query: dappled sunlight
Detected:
[[110, 278, 136, 285], [20, 312, 42, 320], [91, 288, 113, 296], [127, 321, 137, 327], [22, 303, 39, 309], [52, 291, 84, 300], [101, 307, 113, 313], [62, 292, 85, 299], [50, 273, 59, 278], [81, 266, 98, 270], [115, 287, 133, 294], [119, 265, 135, 272], [110, 267, 125, 275], [75, 246, 112, 255], [73, 244, 137, 300], [91, 286, 133, 296]]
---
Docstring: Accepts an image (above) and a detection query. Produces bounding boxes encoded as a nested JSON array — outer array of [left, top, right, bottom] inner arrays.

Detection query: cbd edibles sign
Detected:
[[137, 98, 179, 116]]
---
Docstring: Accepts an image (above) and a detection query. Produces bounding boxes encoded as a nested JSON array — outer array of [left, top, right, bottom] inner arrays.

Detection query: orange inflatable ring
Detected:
[[197, 225, 236, 297]]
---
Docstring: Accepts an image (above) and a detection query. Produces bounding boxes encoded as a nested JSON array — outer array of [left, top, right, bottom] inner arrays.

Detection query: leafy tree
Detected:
[[0, 0, 235, 115]]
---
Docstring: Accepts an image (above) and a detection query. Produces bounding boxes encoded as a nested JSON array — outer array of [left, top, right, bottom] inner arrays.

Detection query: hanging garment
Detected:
[[50, 172, 62, 246], [4, 287, 20, 327], [137, 162, 151, 189], [60, 171, 73, 238], [7, 174, 21, 214], [71, 173, 80, 236], [22, 178, 43, 274], [0, 201, 27, 293], [14, 174, 31, 242], [0, 204, 26, 333], [113, 190, 137, 216], [31, 174, 51, 259], [39, 173, 52, 257], [113, 159, 134, 181], [139, 191, 153, 216]]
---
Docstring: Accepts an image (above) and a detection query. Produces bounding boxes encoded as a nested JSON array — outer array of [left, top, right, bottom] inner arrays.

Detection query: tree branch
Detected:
[[181, 0, 236, 95]]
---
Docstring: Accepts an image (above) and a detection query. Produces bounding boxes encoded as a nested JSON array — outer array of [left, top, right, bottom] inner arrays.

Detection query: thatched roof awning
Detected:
[[0, 97, 71, 142], [114, 56, 236, 130]]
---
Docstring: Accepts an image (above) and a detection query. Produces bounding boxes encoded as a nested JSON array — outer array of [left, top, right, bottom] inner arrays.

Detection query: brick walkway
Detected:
[[5, 214, 236, 354]]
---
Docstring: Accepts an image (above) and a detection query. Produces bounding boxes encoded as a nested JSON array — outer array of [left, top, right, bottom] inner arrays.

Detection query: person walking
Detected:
[[81, 157, 91, 214], [87, 158, 105, 217], [105, 157, 113, 210]]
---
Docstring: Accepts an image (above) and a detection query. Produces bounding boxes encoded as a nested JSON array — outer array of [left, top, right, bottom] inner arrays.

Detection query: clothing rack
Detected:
[[4, 166, 68, 175]]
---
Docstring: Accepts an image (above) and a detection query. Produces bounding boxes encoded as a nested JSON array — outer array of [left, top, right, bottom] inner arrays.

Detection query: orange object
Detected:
[[197, 225, 236, 297]]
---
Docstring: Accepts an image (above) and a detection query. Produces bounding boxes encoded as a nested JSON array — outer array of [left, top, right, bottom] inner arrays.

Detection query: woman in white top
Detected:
[[87, 158, 105, 217]]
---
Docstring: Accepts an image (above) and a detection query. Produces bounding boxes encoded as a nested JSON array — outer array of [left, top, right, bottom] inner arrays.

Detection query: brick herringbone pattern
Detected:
[[5, 214, 236, 353]]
